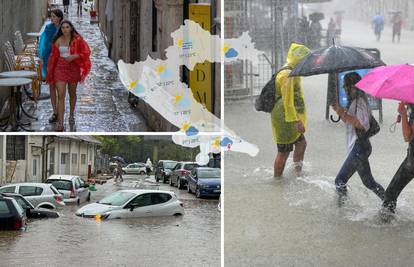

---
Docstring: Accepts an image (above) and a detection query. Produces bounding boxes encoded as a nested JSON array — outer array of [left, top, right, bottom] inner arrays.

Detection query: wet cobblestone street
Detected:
[[27, 6, 149, 132]]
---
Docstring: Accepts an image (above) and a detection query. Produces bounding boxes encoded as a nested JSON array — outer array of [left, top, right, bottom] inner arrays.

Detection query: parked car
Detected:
[[1, 193, 59, 219], [0, 194, 27, 230], [187, 167, 221, 198], [155, 160, 178, 183], [76, 190, 184, 219], [46, 175, 91, 205], [169, 162, 201, 189], [122, 163, 147, 175], [0, 183, 65, 209]]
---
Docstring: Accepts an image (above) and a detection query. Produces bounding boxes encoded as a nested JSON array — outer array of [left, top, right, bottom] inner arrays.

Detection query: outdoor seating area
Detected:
[[0, 29, 45, 132]]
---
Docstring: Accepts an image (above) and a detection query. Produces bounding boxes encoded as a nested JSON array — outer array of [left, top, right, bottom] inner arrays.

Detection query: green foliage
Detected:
[[95, 136, 199, 164]]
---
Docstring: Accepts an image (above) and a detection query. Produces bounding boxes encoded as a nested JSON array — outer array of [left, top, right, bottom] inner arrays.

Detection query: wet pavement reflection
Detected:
[[0, 175, 220, 266]]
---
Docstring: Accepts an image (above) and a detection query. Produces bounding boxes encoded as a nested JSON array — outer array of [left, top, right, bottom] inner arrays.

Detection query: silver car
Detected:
[[0, 183, 65, 209], [46, 175, 91, 205], [122, 163, 147, 175]]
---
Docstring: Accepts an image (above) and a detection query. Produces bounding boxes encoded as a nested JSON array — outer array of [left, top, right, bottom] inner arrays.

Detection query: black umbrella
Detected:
[[112, 156, 126, 164], [289, 45, 385, 77], [289, 44, 385, 122]]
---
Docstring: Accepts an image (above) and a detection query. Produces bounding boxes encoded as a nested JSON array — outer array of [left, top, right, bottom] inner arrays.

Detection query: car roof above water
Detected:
[[47, 175, 79, 181], [1, 182, 54, 188], [118, 189, 175, 195]]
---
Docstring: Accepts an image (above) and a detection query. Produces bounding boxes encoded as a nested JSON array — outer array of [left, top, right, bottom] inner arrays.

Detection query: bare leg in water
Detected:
[[293, 137, 307, 175], [274, 152, 290, 177]]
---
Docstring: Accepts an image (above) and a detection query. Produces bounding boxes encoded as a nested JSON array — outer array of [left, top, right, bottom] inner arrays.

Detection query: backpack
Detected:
[[255, 66, 292, 113]]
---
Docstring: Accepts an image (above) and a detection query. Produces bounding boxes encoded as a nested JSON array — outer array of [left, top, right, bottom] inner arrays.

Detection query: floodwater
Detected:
[[0, 175, 220, 266], [224, 16, 414, 267]]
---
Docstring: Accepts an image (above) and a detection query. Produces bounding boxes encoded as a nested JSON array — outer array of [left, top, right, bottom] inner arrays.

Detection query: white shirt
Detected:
[[346, 98, 371, 153], [59, 46, 70, 58]]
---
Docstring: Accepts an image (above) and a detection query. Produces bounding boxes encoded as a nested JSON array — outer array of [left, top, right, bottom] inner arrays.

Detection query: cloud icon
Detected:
[[225, 48, 239, 58], [178, 97, 190, 108], [133, 83, 145, 94], [220, 137, 233, 147], [186, 126, 199, 136]]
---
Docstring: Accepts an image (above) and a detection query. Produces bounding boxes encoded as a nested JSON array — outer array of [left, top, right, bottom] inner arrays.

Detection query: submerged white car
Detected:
[[76, 190, 184, 219]]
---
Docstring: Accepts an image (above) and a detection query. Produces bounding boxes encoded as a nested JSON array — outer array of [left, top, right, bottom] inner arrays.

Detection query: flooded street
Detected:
[[28, 5, 149, 132], [224, 16, 414, 267], [0, 175, 220, 266]]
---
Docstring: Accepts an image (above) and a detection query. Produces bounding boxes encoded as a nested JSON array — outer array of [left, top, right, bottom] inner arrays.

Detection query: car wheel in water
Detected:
[[196, 187, 201, 198], [163, 175, 167, 184], [122, 171, 126, 175], [140, 171, 145, 175], [177, 179, 181, 189]]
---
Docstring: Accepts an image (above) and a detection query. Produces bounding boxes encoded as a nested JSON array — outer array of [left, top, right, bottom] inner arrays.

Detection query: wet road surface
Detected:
[[23, 4, 149, 132], [224, 16, 414, 267], [0, 175, 220, 266]]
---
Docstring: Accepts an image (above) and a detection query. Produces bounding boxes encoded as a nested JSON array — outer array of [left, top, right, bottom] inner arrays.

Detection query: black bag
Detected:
[[255, 66, 292, 113], [355, 98, 380, 139]]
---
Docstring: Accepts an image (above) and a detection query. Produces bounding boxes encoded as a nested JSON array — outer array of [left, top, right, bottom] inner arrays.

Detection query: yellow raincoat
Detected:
[[271, 43, 310, 144]]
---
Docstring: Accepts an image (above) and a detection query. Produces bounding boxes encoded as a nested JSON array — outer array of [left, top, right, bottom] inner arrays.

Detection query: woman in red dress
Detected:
[[46, 20, 91, 131]]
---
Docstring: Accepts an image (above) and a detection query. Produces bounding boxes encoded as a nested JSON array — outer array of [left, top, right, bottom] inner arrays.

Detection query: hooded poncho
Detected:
[[271, 43, 310, 144]]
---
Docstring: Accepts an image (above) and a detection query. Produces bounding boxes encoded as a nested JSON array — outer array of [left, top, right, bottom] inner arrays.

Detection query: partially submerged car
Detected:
[[76, 190, 184, 220], [1, 193, 59, 219], [0, 183, 65, 209], [46, 175, 91, 205], [0, 194, 27, 231], [187, 167, 221, 198]]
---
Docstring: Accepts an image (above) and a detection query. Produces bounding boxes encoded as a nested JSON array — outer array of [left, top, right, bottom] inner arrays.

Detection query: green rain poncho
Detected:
[[271, 43, 310, 144]]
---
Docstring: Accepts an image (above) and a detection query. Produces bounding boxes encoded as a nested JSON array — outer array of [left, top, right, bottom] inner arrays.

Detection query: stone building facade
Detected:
[[96, 0, 221, 130]]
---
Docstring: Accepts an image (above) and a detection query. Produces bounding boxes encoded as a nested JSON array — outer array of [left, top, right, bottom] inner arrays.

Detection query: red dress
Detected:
[[46, 34, 91, 84]]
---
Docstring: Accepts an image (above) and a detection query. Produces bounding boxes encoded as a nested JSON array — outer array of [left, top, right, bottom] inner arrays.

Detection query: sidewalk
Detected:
[[28, 4, 149, 132]]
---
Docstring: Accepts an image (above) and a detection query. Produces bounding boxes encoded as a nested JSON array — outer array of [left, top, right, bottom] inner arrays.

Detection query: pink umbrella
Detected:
[[356, 64, 414, 103]]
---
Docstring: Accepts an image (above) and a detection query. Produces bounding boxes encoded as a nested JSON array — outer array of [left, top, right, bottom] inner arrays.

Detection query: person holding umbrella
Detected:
[[381, 103, 414, 214], [331, 72, 385, 200], [271, 43, 310, 177], [355, 64, 414, 216]]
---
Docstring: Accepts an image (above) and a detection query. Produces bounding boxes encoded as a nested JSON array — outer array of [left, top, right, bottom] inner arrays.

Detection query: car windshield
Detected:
[[198, 169, 221, 179], [47, 180, 72, 191], [98, 192, 135, 206], [164, 162, 177, 169]]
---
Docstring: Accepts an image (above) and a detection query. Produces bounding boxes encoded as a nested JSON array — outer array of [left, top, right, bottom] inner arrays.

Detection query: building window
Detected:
[[33, 159, 37, 176], [152, 0, 158, 52], [81, 154, 86, 165], [6, 136, 25, 160], [49, 147, 55, 176], [72, 153, 78, 165], [61, 153, 69, 165]]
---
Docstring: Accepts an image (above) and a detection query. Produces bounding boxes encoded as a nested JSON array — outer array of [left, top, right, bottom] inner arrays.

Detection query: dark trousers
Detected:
[[383, 156, 414, 212], [335, 139, 385, 199]]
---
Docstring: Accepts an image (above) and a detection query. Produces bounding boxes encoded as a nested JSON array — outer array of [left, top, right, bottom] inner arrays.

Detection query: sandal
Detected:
[[55, 122, 65, 132], [48, 113, 58, 123], [69, 115, 75, 125]]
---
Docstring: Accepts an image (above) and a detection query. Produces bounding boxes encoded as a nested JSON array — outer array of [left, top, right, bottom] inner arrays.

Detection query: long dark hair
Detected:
[[343, 72, 368, 108], [50, 9, 64, 23], [52, 20, 80, 44]]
